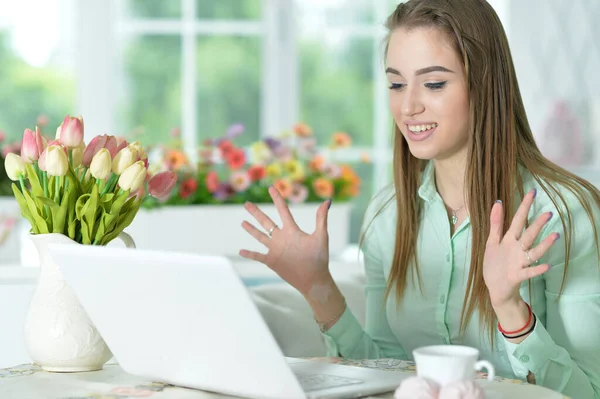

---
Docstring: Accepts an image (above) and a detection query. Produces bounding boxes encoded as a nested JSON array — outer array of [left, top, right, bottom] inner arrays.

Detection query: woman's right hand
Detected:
[[239, 185, 332, 296]]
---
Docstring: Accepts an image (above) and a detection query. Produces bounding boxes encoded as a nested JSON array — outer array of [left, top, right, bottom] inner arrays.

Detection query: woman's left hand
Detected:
[[483, 188, 559, 307]]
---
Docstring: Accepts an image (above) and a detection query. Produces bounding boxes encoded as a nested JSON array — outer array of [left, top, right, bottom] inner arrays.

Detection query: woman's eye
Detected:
[[388, 83, 405, 90], [425, 81, 447, 91]]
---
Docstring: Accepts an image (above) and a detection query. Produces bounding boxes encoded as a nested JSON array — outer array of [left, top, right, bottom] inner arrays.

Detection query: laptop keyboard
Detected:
[[297, 373, 364, 392]]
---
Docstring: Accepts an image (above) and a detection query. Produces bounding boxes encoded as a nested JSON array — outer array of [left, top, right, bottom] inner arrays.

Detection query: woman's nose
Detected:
[[402, 87, 425, 116]]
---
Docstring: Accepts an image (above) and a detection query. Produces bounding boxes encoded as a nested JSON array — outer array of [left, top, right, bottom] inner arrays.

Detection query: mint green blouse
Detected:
[[324, 162, 600, 398]]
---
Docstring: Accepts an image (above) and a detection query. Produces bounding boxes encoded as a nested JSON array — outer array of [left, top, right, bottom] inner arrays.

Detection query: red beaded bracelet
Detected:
[[497, 302, 533, 335]]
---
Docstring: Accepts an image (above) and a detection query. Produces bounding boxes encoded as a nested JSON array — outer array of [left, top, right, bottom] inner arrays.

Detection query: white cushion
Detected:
[[251, 273, 366, 357]]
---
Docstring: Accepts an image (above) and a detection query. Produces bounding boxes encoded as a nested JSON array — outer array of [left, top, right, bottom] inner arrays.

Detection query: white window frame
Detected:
[[79, 0, 600, 207], [76, 0, 394, 193]]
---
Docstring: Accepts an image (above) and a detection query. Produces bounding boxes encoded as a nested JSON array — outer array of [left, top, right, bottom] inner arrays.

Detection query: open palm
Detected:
[[239, 186, 332, 295], [483, 189, 558, 307]]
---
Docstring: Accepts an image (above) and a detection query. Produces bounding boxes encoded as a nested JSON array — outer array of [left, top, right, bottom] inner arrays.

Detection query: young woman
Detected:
[[240, 0, 600, 397]]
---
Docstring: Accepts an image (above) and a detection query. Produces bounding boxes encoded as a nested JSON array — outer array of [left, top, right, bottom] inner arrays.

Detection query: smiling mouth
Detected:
[[406, 123, 439, 134]]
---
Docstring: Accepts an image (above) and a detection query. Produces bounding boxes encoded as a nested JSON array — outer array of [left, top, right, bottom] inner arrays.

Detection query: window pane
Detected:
[[298, 0, 374, 25], [119, 36, 182, 145], [196, 36, 261, 145], [300, 37, 374, 146], [0, 33, 74, 144], [196, 0, 262, 20], [126, 0, 181, 19]]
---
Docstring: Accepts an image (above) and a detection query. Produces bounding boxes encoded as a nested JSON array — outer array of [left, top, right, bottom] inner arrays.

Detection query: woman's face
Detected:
[[386, 27, 470, 162]]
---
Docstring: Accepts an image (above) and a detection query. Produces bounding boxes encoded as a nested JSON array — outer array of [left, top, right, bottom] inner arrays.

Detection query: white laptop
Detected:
[[48, 244, 407, 399]]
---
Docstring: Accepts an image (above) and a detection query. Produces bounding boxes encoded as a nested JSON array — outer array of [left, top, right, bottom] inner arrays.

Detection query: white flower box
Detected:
[[124, 202, 352, 258]]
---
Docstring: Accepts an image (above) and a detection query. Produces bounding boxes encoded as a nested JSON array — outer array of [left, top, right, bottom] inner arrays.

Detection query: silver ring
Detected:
[[268, 225, 278, 237], [525, 250, 534, 265]]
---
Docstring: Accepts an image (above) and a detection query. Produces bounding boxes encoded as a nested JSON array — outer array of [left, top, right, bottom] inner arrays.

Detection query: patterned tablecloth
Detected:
[[0, 359, 568, 399]]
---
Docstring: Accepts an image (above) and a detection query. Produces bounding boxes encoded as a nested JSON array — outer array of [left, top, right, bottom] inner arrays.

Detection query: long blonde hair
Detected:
[[365, 0, 600, 344]]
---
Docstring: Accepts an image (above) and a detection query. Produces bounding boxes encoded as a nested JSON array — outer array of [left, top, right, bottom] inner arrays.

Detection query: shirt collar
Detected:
[[417, 161, 437, 202]]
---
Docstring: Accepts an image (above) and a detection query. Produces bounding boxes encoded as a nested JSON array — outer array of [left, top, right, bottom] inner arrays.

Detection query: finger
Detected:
[[518, 263, 550, 281], [507, 188, 537, 239], [244, 201, 277, 231], [526, 232, 560, 264], [519, 211, 553, 249], [238, 249, 267, 263], [315, 199, 331, 236], [269, 185, 298, 229], [487, 200, 504, 245], [241, 221, 270, 247]]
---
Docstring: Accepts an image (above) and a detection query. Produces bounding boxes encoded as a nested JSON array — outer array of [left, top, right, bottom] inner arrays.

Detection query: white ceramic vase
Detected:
[[24, 232, 136, 372]]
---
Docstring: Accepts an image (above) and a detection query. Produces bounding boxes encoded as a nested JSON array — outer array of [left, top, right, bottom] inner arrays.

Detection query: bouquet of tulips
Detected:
[[3, 115, 177, 245]]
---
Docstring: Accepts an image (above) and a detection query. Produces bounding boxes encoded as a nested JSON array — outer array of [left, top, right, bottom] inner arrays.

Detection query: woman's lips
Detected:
[[405, 124, 437, 142]]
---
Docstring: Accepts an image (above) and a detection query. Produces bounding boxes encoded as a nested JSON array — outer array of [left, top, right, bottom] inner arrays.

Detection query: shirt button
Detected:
[[439, 295, 446, 304], [445, 254, 450, 262], [520, 355, 530, 363]]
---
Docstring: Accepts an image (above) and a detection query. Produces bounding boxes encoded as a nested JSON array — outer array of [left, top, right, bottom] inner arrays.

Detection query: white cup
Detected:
[[413, 345, 495, 386]]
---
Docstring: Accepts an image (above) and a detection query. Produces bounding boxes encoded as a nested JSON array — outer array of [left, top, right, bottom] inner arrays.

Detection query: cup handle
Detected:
[[116, 231, 136, 248], [475, 360, 495, 382]]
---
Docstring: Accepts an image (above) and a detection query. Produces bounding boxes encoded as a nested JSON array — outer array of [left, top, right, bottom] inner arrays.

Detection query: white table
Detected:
[[0, 359, 567, 399]]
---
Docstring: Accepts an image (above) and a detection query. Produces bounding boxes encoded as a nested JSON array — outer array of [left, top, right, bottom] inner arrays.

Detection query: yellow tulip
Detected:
[[90, 148, 112, 180], [46, 145, 69, 177], [112, 147, 135, 175], [4, 153, 27, 181], [118, 161, 146, 192], [71, 142, 85, 167]]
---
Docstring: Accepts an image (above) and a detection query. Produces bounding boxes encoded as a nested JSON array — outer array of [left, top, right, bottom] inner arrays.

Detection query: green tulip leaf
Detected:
[[99, 199, 141, 245], [36, 196, 59, 211], [68, 217, 77, 240], [66, 167, 84, 195], [100, 193, 115, 213], [84, 184, 100, 240], [23, 189, 49, 234], [11, 184, 36, 232], [94, 209, 107, 242], [80, 218, 92, 245], [52, 188, 73, 234], [25, 163, 44, 198], [76, 194, 91, 220]]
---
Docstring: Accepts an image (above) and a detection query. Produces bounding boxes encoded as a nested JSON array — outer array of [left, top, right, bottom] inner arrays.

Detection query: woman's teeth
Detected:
[[408, 123, 438, 133]]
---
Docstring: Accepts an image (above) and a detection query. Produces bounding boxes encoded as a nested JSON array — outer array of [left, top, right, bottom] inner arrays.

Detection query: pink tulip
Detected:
[[21, 128, 39, 162], [46, 140, 69, 154], [34, 127, 46, 154], [60, 115, 84, 148], [21, 127, 46, 163], [115, 139, 128, 154], [148, 171, 177, 200], [105, 136, 119, 158], [82, 134, 108, 167]]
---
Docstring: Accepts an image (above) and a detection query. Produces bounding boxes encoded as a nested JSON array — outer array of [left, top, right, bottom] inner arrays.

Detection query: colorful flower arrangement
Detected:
[[3, 115, 177, 245], [142, 123, 365, 208]]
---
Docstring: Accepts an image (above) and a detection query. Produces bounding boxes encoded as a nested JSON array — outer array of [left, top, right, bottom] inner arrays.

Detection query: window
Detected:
[[5, 0, 598, 244], [0, 0, 75, 143]]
